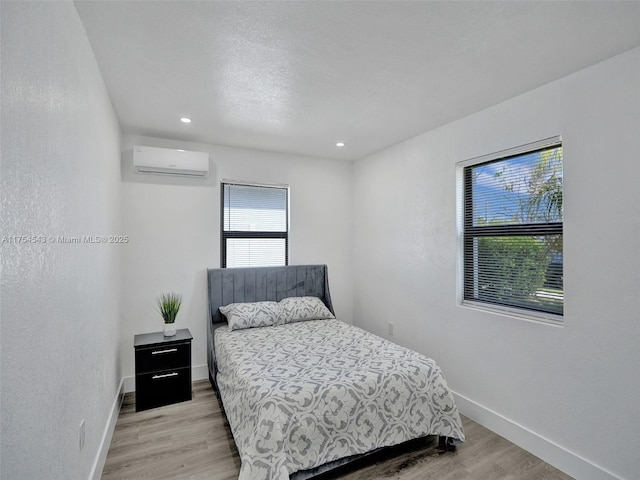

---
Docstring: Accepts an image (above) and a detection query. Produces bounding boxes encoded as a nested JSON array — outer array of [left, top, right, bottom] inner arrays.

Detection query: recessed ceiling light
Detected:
[[180, 117, 192, 123], [336, 142, 345, 147]]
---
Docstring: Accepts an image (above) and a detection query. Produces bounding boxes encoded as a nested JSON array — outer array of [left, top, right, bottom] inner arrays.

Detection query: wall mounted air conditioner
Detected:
[[133, 145, 209, 177]]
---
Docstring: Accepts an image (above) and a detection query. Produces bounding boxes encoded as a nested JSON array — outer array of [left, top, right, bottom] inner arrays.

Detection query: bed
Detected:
[[207, 265, 464, 480]]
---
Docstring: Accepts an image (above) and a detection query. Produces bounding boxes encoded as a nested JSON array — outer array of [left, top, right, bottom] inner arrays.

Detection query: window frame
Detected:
[[457, 136, 564, 324], [220, 180, 289, 268]]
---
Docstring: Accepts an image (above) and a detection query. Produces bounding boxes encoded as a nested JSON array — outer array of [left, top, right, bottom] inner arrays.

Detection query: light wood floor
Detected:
[[101, 380, 573, 480]]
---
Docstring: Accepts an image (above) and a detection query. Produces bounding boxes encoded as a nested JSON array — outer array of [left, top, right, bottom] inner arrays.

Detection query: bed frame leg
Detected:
[[438, 436, 456, 452]]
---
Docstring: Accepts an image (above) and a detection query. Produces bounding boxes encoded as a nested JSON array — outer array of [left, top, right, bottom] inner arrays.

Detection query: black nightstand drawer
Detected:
[[135, 366, 192, 411], [134, 328, 193, 412], [135, 341, 191, 374]]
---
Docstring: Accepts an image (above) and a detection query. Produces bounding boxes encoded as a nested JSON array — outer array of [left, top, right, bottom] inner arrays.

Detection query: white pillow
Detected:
[[278, 296, 335, 324], [219, 301, 281, 331]]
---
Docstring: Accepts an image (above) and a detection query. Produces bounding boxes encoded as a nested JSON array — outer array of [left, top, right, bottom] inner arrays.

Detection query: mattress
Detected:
[[214, 319, 465, 480]]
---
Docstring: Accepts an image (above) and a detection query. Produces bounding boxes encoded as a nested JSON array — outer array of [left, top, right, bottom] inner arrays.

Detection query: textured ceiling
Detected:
[[74, 1, 640, 161]]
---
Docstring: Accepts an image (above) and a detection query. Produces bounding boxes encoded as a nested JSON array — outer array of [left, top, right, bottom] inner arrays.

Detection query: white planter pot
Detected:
[[163, 323, 177, 337]]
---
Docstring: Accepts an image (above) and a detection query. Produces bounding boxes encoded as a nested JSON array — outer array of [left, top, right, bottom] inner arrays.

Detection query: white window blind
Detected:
[[461, 139, 563, 318], [221, 182, 288, 268], [226, 239, 287, 268]]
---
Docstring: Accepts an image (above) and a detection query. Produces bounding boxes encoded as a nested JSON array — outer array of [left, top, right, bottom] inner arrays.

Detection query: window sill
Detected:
[[460, 300, 564, 327]]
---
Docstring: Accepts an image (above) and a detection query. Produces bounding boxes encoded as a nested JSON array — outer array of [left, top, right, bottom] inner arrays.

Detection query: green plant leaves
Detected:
[[157, 292, 182, 324]]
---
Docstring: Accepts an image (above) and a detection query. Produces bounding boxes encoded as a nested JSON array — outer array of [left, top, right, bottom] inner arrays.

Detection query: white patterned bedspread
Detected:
[[214, 319, 465, 480]]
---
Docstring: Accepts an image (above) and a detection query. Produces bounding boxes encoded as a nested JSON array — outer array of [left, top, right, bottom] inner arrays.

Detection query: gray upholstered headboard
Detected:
[[207, 264, 334, 324], [206, 265, 334, 387]]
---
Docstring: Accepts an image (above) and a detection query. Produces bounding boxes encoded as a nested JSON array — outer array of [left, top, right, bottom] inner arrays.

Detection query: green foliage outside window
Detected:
[[477, 236, 548, 302]]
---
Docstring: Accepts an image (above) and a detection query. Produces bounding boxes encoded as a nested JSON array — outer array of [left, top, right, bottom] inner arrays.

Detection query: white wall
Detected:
[[353, 47, 640, 480], [0, 2, 122, 480], [120, 134, 353, 382]]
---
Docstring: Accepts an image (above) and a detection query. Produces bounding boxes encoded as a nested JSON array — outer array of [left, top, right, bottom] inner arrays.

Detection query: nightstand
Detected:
[[134, 328, 193, 412]]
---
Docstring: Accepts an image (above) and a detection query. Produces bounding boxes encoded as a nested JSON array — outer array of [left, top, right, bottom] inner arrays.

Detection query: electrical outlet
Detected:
[[388, 322, 394, 336], [79, 419, 86, 451]]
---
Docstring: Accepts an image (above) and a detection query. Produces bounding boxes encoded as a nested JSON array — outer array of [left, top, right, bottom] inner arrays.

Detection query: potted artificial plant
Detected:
[[157, 292, 182, 337]]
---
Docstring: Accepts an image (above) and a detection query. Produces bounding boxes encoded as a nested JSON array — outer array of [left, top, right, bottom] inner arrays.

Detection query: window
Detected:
[[458, 137, 563, 320], [221, 181, 289, 268]]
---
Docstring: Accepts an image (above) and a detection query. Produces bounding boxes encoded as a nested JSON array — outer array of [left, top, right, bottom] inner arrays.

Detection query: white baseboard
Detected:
[[89, 378, 124, 480], [123, 363, 209, 393], [191, 363, 210, 382], [452, 390, 624, 480]]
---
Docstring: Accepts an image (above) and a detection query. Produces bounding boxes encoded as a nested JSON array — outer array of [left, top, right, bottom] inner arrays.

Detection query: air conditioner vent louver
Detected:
[[133, 146, 209, 177]]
